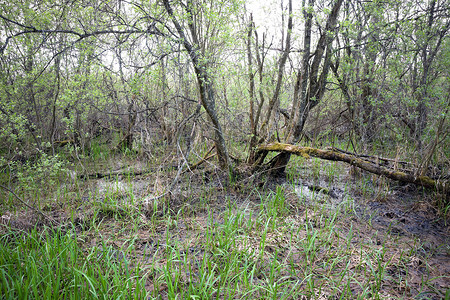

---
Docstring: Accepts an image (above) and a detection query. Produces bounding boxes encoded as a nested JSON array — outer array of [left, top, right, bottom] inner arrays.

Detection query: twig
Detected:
[[142, 134, 195, 205], [0, 184, 59, 225], [330, 147, 413, 166], [186, 145, 216, 172]]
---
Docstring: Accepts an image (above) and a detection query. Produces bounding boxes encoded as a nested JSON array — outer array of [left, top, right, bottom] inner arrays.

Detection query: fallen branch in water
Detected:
[[257, 143, 449, 194], [79, 169, 152, 180]]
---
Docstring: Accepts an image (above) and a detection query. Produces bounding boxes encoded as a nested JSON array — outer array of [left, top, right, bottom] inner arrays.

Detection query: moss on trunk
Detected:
[[257, 142, 448, 194]]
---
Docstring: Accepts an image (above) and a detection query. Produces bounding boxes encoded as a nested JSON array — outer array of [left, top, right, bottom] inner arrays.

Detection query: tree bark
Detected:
[[247, 13, 257, 164]]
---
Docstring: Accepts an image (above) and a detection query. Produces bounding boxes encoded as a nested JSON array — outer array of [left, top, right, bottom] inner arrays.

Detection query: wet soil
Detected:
[[1, 158, 449, 298], [289, 160, 449, 298]]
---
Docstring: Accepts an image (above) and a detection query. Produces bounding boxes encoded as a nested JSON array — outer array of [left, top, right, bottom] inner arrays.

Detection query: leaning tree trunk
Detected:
[[163, 0, 232, 174]]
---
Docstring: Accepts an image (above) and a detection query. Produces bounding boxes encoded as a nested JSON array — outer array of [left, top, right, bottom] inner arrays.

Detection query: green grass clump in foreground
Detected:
[[0, 227, 148, 299], [1, 175, 447, 299]]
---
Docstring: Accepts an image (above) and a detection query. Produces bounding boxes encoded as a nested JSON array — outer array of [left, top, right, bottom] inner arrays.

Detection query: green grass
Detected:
[[0, 227, 147, 299], [1, 183, 446, 299], [1, 147, 447, 299]]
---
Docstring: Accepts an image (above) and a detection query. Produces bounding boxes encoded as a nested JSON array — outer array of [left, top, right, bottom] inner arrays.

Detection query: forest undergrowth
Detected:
[[0, 143, 449, 300], [1, 0, 449, 298]]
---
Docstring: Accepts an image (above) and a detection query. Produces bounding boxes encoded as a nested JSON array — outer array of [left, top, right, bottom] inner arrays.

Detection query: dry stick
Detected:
[[143, 105, 204, 205], [186, 153, 216, 173], [0, 184, 59, 225], [330, 147, 413, 166], [143, 128, 200, 205], [79, 169, 151, 180], [186, 145, 216, 172]]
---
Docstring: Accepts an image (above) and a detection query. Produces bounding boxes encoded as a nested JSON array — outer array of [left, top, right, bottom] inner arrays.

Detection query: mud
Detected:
[[2, 159, 449, 298], [289, 163, 449, 298]]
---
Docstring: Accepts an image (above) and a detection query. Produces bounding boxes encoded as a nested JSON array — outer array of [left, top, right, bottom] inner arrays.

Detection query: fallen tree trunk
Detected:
[[78, 167, 164, 180], [257, 143, 449, 194]]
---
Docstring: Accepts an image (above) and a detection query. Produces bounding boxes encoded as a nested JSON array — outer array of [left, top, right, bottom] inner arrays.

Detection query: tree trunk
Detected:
[[247, 23, 268, 164], [260, 0, 293, 139], [247, 13, 257, 164], [50, 53, 61, 155], [264, 0, 343, 175], [163, 0, 233, 174]]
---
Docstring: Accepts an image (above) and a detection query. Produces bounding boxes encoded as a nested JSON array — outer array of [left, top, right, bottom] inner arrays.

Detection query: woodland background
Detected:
[[1, 0, 448, 182], [1, 0, 450, 299]]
